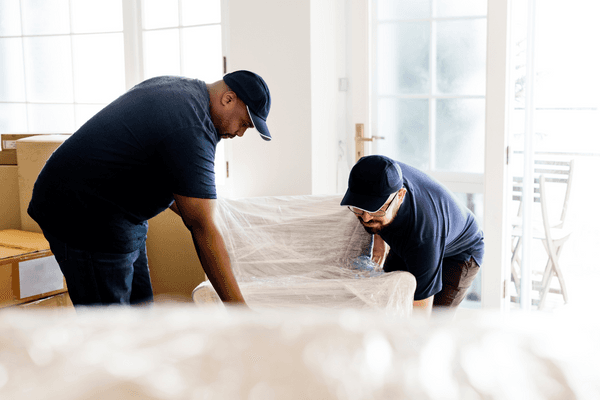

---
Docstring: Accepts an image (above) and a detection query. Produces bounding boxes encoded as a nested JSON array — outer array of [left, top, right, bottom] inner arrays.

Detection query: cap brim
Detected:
[[247, 106, 271, 141], [340, 189, 389, 213]]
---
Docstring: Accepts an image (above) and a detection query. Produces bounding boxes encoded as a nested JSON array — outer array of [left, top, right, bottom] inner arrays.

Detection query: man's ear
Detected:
[[221, 91, 237, 107]]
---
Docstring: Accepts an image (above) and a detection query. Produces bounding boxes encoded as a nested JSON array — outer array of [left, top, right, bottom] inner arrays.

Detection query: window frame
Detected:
[[0, 0, 127, 133], [370, 4, 487, 194], [353, 0, 511, 310], [1, 0, 229, 186]]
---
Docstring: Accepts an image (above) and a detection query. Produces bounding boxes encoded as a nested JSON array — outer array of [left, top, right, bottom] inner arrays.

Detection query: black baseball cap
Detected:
[[340, 155, 403, 212], [223, 70, 272, 141]]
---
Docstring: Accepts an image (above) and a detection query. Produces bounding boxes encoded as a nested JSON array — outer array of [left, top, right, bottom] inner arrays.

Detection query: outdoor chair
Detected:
[[510, 159, 575, 309]]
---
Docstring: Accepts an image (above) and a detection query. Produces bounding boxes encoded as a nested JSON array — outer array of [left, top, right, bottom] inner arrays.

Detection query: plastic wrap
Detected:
[[1, 306, 599, 400], [192, 195, 416, 315]]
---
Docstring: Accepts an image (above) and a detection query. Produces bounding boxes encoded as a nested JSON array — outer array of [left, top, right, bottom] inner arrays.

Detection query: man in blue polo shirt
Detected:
[[341, 155, 484, 315], [28, 70, 272, 307]]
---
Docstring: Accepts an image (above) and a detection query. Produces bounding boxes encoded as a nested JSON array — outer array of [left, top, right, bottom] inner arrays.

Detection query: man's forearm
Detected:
[[372, 234, 389, 266], [190, 225, 247, 305]]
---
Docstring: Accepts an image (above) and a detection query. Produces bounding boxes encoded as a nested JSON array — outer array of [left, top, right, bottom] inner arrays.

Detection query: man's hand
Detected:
[[413, 295, 433, 317], [372, 234, 389, 266], [173, 194, 247, 307]]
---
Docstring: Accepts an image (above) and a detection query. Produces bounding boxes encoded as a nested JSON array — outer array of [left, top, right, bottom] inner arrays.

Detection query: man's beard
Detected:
[[360, 220, 392, 235], [357, 198, 400, 235], [359, 209, 398, 235]]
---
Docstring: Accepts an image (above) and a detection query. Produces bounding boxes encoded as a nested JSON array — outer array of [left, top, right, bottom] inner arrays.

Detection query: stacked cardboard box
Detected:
[[0, 133, 46, 165], [16, 134, 72, 232], [0, 229, 68, 308], [1, 133, 64, 231], [0, 165, 20, 230]]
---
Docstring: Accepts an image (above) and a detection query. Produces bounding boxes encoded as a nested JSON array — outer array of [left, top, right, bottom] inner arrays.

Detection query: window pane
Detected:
[[0, 38, 26, 102], [71, 0, 122, 33], [143, 29, 180, 78], [182, 0, 221, 26], [377, 0, 430, 20], [435, 0, 487, 18], [72, 33, 125, 103], [435, 98, 485, 173], [377, 98, 429, 170], [0, 0, 22, 36], [436, 19, 487, 95], [377, 22, 430, 95], [181, 26, 222, 81], [23, 36, 73, 103], [535, 1, 599, 109], [512, 109, 600, 154], [0, 103, 27, 133], [27, 104, 75, 133], [21, 0, 70, 35], [453, 191, 483, 307], [143, 0, 179, 29]]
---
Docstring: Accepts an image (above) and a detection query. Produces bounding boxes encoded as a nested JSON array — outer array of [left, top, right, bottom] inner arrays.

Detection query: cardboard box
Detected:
[[0, 229, 67, 308], [19, 292, 74, 311], [0, 133, 48, 165], [0, 165, 21, 230], [17, 134, 72, 232], [147, 209, 205, 303]]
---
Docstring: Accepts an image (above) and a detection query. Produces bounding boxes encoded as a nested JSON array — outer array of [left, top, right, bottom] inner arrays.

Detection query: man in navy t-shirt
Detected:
[[28, 70, 272, 307], [341, 155, 484, 315]]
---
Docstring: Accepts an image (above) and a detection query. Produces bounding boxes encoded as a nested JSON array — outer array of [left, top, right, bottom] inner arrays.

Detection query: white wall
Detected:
[[224, 0, 349, 198], [310, 0, 348, 195], [224, 0, 313, 198]]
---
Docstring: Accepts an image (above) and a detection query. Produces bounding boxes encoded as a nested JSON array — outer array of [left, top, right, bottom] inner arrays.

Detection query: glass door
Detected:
[[370, 0, 488, 308], [506, 0, 600, 312]]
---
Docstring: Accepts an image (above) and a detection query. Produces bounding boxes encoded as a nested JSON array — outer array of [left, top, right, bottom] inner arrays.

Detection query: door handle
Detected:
[[356, 136, 385, 142], [355, 123, 385, 162]]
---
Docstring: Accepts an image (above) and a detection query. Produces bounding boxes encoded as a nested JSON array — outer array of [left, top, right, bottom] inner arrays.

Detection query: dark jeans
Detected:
[[433, 256, 480, 308], [43, 231, 154, 306]]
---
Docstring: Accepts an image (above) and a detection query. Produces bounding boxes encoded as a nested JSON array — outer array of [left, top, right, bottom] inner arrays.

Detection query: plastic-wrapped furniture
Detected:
[[193, 194, 416, 316]]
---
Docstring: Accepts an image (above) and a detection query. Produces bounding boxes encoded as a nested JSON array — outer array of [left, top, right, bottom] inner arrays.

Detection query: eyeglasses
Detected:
[[348, 192, 399, 217]]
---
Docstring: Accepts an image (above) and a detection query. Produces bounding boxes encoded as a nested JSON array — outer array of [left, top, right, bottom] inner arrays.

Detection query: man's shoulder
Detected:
[[399, 163, 442, 189], [114, 76, 212, 132], [126, 76, 208, 105], [134, 75, 204, 89], [400, 164, 458, 207]]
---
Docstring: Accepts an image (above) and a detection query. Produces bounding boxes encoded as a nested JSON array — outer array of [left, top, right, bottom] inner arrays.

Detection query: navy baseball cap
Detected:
[[341, 155, 403, 212], [223, 70, 272, 141]]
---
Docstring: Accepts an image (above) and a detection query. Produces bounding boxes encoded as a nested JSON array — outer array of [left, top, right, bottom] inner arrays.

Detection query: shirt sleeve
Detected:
[[157, 125, 217, 199]]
